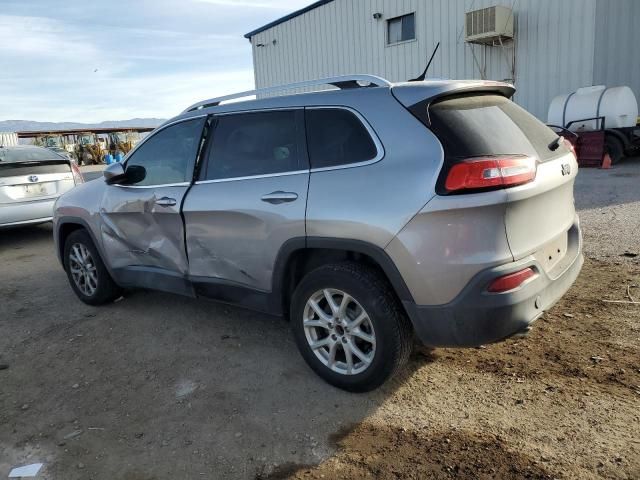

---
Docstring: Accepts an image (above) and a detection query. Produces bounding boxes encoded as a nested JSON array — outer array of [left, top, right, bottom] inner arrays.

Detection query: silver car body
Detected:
[[1, 146, 80, 227], [53, 77, 583, 347]]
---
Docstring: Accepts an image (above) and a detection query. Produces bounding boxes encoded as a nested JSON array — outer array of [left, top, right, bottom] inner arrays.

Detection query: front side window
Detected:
[[305, 108, 378, 169], [125, 117, 205, 186], [205, 110, 303, 180], [387, 13, 415, 44]]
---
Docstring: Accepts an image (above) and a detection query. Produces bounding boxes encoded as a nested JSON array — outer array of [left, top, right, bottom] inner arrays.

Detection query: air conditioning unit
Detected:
[[465, 6, 514, 44]]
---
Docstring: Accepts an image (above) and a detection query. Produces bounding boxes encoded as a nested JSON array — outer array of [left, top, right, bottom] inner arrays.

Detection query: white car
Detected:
[[0, 146, 84, 227]]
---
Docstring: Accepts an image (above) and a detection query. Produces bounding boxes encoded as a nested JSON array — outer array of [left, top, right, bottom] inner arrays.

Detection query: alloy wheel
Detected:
[[69, 243, 98, 297], [303, 289, 376, 375]]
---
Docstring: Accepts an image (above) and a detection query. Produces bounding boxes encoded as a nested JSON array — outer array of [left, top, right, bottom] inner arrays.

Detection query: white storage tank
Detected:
[[547, 85, 638, 131], [0, 132, 19, 147]]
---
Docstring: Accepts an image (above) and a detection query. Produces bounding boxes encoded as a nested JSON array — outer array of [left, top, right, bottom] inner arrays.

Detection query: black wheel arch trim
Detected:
[[271, 236, 415, 306], [55, 225, 416, 316], [56, 217, 114, 276]]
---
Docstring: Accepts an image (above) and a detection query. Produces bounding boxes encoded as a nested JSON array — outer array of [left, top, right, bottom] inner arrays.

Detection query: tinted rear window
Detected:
[[305, 109, 378, 169], [0, 147, 66, 163], [429, 95, 563, 162], [0, 161, 71, 178]]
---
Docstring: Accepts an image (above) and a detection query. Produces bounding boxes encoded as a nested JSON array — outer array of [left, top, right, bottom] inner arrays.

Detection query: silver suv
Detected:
[[53, 75, 583, 392]]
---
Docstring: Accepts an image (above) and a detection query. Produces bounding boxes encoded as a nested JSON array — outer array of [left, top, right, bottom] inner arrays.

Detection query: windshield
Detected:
[[79, 135, 95, 145], [45, 136, 63, 147], [0, 147, 66, 163]]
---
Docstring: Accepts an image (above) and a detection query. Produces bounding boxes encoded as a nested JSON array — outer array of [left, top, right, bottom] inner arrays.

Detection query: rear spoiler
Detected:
[[391, 80, 516, 127]]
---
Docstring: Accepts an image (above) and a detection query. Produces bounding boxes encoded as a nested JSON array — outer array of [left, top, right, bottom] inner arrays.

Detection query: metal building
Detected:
[[245, 0, 640, 120]]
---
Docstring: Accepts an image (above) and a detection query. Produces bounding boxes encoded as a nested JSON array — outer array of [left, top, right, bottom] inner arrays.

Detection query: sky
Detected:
[[0, 0, 312, 123]]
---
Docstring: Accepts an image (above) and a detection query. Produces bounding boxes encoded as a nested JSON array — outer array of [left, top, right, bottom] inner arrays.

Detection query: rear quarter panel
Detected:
[[385, 190, 513, 305], [305, 89, 442, 248]]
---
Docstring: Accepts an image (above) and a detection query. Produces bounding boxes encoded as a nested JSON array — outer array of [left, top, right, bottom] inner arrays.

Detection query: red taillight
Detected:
[[70, 161, 84, 185], [563, 137, 577, 160], [487, 267, 536, 293], [445, 156, 537, 193]]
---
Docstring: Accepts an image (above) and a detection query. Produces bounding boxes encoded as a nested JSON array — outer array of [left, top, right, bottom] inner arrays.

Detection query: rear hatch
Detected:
[[426, 93, 578, 272], [0, 148, 77, 205]]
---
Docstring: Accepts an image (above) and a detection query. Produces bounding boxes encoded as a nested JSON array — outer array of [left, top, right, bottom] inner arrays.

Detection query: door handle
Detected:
[[155, 197, 177, 207], [261, 191, 298, 204]]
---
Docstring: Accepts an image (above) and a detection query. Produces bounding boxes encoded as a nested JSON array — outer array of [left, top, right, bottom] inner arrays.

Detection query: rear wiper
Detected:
[[548, 136, 562, 151]]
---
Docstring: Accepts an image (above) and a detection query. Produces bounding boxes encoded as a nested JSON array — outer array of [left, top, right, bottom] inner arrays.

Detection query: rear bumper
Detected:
[[0, 199, 56, 227], [404, 223, 583, 347]]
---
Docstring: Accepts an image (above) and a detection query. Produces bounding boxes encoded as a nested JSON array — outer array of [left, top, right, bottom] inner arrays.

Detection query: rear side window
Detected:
[[428, 94, 563, 163], [305, 109, 378, 169], [205, 110, 303, 180]]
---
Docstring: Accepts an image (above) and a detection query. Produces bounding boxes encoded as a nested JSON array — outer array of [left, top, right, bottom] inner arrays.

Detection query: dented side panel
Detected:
[[183, 173, 308, 292], [99, 185, 190, 274]]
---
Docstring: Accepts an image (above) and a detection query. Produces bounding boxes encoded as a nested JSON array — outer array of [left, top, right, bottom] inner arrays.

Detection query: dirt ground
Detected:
[[1, 163, 639, 479], [278, 257, 640, 480]]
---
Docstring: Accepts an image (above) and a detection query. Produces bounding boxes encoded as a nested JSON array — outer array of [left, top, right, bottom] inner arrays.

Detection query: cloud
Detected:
[[0, 0, 312, 122]]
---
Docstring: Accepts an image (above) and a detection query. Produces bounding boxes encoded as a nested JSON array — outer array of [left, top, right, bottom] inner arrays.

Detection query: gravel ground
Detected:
[[574, 158, 640, 262], [79, 165, 105, 182], [1, 160, 639, 479]]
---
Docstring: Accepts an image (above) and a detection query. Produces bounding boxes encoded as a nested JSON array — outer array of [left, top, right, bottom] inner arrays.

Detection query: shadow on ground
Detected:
[[0, 226, 430, 479]]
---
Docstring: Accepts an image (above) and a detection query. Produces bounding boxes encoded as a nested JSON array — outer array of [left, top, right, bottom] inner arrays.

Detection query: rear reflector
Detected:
[[487, 267, 536, 293], [445, 156, 536, 193]]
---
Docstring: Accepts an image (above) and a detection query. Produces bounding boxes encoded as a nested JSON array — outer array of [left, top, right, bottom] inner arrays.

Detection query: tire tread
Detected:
[[291, 261, 413, 392]]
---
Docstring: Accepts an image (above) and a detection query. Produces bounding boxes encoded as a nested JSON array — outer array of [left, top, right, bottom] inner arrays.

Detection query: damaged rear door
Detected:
[[183, 109, 309, 299], [99, 117, 206, 279]]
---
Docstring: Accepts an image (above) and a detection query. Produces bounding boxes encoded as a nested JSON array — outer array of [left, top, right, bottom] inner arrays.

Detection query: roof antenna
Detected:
[[409, 42, 440, 82]]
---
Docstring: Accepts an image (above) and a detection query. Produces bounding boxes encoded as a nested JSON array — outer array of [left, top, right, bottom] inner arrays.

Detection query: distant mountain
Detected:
[[0, 118, 165, 132]]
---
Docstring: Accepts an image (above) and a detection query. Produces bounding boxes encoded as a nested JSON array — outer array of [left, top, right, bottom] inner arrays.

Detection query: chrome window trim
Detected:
[[113, 114, 208, 188], [305, 106, 385, 173], [113, 182, 191, 189], [195, 169, 308, 185]]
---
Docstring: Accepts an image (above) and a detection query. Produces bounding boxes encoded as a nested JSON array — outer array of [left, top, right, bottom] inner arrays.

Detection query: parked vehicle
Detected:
[[548, 85, 640, 166], [75, 132, 103, 165], [0, 146, 83, 228], [53, 75, 583, 391], [33, 134, 76, 161], [107, 131, 140, 157]]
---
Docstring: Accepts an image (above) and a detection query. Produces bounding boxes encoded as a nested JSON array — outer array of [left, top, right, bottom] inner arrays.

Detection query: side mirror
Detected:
[[103, 162, 125, 184], [123, 165, 146, 184], [104, 163, 147, 185]]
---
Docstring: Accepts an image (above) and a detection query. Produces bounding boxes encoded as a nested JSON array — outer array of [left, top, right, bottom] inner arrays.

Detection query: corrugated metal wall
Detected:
[[250, 0, 600, 119], [593, 0, 640, 101]]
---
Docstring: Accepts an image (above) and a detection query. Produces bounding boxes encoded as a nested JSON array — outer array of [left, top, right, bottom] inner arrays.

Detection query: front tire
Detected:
[[290, 263, 413, 392], [63, 229, 122, 305]]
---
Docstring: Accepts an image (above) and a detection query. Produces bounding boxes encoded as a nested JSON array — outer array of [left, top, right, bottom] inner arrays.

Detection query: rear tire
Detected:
[[605, 135, 625, 164], [63, 229, 122, 305], [290, 262, 413, 392]]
